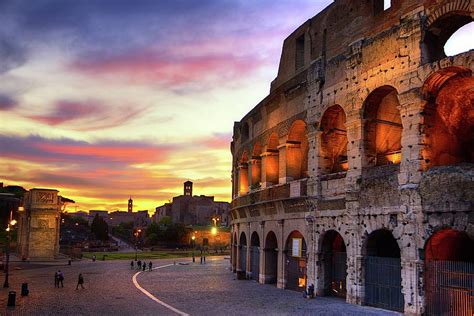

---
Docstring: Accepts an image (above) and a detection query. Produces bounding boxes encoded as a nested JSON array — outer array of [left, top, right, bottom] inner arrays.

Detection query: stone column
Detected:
[[258, 221, 265, 284], [307, 129, 320, 196], [261, 151, 279, 188], [305, 216, 316, 291], [347, 231, 364, 305], [236, 224, 243, 279], [345, 109, 364, 193], [238, 164, 249, 196], [277, 219, 286, 289], [278, 144, 289, 184], [246, 222, 252, 279], [231, 225, 237, 272]]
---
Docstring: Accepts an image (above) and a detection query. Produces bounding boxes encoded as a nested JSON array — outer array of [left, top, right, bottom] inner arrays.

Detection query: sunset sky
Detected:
[[0, 1, 472, 213]]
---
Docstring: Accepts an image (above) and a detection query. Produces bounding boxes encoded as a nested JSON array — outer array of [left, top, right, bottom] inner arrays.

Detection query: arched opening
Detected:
[[320, 105, 348, 174], [320, 230, 347, 298], [285, 230, 307, 291], [250, 232, 260, 281], [423, 12, 473, 64], [238, 232, 247, 279], [444, 22, 474, 56], [250, 143, 262, 190], [261, 132, 279, 187], [422, 67, 473, 168], [239, 152, 249, 195], [363, 86, 402, 167], [364, 229, 404, 312], [264, 231, 278, 284], [424, 229, 474, 315], [286, 120, 308, 180]]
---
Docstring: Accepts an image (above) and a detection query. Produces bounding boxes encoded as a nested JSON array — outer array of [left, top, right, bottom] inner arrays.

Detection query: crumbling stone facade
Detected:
[[17, 189, 61, 260], [230, 1, 473, 315]]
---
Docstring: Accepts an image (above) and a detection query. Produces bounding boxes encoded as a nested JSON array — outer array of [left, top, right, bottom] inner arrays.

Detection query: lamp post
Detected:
[[3, 209, 17, 288], [134, 228, 142, 261], [191, 235, 196, 263]]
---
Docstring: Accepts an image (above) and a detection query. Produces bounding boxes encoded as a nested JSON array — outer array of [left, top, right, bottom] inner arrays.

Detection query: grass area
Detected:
[[82, 249, 229, 261]]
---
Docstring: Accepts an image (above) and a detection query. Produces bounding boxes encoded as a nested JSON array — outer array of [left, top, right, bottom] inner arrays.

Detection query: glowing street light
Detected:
[[4, 208, 17, 288], [211, 227, 217, 235]]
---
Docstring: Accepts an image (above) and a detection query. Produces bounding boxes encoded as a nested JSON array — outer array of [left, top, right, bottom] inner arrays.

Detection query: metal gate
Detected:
[[240, 245, 247, 273], [425, 260, 474, 316], [286, 256, 307, 291], [330, 252, 347, 298], [251, 246, 260, 281], [365, 256, 404, 312]]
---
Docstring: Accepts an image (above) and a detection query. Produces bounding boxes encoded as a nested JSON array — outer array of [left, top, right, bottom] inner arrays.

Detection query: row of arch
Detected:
[[232, 227, 474, 313], [235, 66, 473, 197]]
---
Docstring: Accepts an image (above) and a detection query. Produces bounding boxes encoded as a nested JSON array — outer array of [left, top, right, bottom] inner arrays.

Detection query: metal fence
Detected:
[[365, 256, 404, 312], [425, 260, 474, 316], [286, 256, 307, 292], [330, 252, 347, 298], [239, 245, 247, 273]]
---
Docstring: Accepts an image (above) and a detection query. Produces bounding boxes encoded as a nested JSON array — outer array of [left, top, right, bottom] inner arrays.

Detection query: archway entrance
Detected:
[[250, 232, 260, 282], [424, 228, 474, 316], [364, 229, 404, 312], [321, 230, 347, 298], [285, 230, 307, 291], [239, 232, 247, 279], [264, 231, 278, 284]]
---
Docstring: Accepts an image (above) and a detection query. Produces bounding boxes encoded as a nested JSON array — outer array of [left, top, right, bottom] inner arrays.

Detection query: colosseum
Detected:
[[229, 0, 473, 315]]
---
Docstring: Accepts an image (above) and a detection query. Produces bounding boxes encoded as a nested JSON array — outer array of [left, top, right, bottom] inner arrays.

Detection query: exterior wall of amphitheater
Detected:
[[230, 1, 473, 315]]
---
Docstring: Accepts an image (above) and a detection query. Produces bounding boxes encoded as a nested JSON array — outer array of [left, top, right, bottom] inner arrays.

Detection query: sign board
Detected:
[[292, 238, 302, 257]]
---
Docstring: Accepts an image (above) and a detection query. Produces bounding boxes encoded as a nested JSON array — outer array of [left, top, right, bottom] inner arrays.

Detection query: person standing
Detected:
[[76, 273, 85, 290], [142, 261, 146, 271], [137, 260, 142, 270], [54, 271, 59, 288], [58, 270, 64, 288], [148, 261, 152, 271], [92, 255, 96, 262], [130, 260, 134, 270]]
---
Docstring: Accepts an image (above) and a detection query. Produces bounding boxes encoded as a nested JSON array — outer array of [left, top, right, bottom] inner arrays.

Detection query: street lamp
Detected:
[[3, 209, 17, 288], [191, 235, 196, 263], [134, 228, 142, 261]]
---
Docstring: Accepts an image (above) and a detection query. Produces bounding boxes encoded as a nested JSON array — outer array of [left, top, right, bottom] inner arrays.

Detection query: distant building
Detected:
[[128, 197, 133, 213], [154, 181, 230, 226]]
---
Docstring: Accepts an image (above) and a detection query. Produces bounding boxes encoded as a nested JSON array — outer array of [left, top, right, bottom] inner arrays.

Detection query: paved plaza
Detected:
[[0, 256, 400, 315]]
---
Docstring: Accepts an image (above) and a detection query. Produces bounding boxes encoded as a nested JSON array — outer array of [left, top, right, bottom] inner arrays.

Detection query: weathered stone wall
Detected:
[[231, 0, 473, 315], [17, 189, 61, 260]]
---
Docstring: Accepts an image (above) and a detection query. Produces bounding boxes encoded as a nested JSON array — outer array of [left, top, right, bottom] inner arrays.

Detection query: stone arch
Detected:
[[421, 67, 474, 168], [424, 228, 474, 315], [363, 229, 404, 312], [238, 232, 248, 277], [250, 143, 262, 189], [319, 105, 348, 174], [286, 120, 309, 180], [238, 151, 249, 196], [261, 132, 280, 187], [264, 230, 278, 285], [250, 231, 261, 281], [363, 85, 402, 167], [284, 230, 307, 291], [319, 230, 347, 298], [423, 1, 473, 64]]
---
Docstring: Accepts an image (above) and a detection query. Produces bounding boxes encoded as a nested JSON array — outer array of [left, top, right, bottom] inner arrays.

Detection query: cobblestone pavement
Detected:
[[0, 256, 400, 315]]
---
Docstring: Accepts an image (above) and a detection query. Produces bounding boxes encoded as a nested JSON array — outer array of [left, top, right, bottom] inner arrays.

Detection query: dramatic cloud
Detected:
[[0, 94, 18, 111]]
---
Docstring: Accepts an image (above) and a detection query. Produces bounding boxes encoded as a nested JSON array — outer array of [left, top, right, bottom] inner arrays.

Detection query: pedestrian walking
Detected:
[[137, 260, 142, 270], [148, 261, 152, 271], [76, 273, 85, 290], [54, 271, 59, 288], [58, 270, 64, 288], [142, 261, 146, 271], [92, 255, 96, 262], [130, 260, 134, 269]]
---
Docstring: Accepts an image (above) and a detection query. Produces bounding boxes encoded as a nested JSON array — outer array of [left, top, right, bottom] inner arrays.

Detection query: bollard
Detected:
[[7, 291, 16, 307], [21, 283, 29, 296]]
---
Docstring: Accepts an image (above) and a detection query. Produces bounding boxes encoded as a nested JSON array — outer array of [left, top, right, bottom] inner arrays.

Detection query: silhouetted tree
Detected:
[[91, 214, 109, 241]]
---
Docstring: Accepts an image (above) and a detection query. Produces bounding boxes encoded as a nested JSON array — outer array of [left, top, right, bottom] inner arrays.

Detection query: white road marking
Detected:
[[132, 263, 190, 316]]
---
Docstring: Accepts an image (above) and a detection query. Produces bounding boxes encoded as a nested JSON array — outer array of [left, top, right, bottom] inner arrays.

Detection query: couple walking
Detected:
[[54, 271, 85, 289]]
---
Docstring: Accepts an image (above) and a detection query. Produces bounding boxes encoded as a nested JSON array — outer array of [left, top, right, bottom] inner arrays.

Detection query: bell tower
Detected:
[[128, 197, 133, 213], [184, 181, 193, 196]]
